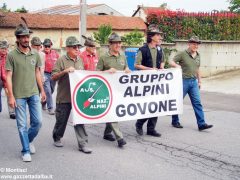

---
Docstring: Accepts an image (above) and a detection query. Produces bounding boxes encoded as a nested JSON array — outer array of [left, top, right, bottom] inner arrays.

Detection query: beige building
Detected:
[[132, 5, 165, 21], [0, 12, 146, 49], [32, 4, 124, 16]]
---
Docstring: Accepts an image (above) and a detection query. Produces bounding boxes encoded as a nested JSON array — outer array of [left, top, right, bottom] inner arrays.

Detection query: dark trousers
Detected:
[[136, 117, 158, 132], [52, 103, 87, 147], [53, 103, 71, 141]]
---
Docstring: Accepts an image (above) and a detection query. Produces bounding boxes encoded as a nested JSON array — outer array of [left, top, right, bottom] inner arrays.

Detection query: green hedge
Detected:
[[147, 10, 240, 42]]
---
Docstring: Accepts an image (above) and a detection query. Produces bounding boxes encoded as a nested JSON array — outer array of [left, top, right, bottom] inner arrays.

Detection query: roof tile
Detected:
[[0, 12, 146, 31]]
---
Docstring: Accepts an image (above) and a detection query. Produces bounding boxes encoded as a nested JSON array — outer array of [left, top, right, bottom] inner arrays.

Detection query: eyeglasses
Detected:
[[44, 45, 50, 48], [88, 45, 96, 48], [110, 42, 122, 45], [71, 46, 80, 50]]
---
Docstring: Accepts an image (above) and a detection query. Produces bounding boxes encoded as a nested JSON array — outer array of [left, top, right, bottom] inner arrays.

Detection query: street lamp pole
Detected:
[[79, 0, 87, 44]]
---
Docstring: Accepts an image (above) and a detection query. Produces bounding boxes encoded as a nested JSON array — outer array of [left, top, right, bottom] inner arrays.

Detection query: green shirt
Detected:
[[173, 49, 200, 79], [5, 47, 42, 98], [135, 45, 165, 68], [96, 51, 128, 71], [52, 54, 84, 103]]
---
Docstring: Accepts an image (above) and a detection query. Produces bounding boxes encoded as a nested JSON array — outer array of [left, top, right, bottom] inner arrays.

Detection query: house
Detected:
[[132, 5, 165, 21], [0, 12, 146, 48], [31, 4, 123, 16]]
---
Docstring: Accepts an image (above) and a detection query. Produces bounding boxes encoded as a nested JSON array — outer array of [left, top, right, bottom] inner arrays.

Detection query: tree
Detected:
[[159, 3, 168, 9], [228, 0, 240, 13], [93, 24, 112, 44], [15, 6, 28, 13], [122, 29, 144, 46], [0, 3, 11, 12], [1, 3, 7, 10]]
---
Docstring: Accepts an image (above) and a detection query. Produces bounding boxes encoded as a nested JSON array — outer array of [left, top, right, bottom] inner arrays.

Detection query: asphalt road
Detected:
[[0, 90, 240, 180], [186, 91, 240, 113]]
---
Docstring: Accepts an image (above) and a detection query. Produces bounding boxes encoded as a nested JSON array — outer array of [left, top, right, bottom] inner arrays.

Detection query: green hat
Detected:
[[15, 24, 33, 36], [66, 36, 81, 47], [108, 33, 122, 43], [43, 38, 52, 46], [82, 35, 96, 47], [147, 24, 163, 35], [188, 36, 201, 44], [0, 40, 9, 49], [31, 37, 42, 46]]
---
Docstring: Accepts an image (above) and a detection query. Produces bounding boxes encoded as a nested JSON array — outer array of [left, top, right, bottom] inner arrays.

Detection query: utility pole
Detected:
[[79, 0, 87, 44]]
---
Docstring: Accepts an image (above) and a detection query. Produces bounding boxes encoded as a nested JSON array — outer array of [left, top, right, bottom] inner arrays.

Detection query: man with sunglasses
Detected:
[[5, 24, 46, 162], [51, 36, 92, 154], [0, 40, 16, 119], [97, 32, 130, 148], [80, 36, 98, 71], [169, 36, 213, 131], [42, 38, 59, 115]]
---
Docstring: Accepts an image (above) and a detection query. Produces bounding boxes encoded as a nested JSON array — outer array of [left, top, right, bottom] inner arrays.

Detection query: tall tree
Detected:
[[0, 3, 10, 12], [229, 0, 240, 13]]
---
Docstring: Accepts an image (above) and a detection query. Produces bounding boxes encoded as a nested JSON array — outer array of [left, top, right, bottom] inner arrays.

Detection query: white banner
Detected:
[[69, 69, 183, 125]]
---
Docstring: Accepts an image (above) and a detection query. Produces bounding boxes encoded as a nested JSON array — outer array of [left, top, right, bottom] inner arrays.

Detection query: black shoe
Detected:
[[10, 114, 16, 119], [136, 126, 143, 136], [172, 122, 183, 128], [103, 134, 116, 141], [117, 139, 127, 148], [198, 124, 213, 131], [147, 131, 161, 137]]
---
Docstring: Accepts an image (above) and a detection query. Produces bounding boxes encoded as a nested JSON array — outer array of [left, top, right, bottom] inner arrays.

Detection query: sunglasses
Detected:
[[71, 46, 80, 50], [44, 45, 51, 48]]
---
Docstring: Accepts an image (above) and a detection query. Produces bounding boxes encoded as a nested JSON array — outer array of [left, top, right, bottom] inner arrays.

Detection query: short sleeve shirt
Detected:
[[38, 51, 45, 79], [135, 45, 165, 68], [96, 51, 128, 71], [5, 47, 42, 98], [80, 50, 98, 71], [0, 54, 7, 86], [173, 49, 200, 79], [44, 50, 59, 73], [52, 54, 84, 103]]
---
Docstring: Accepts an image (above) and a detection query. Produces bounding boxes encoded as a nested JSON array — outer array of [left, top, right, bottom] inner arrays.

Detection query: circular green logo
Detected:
[[73, 75, 112, 119]]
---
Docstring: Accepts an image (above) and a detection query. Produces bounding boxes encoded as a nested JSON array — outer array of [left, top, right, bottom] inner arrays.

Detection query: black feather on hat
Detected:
[[15, 17, 33, 36]]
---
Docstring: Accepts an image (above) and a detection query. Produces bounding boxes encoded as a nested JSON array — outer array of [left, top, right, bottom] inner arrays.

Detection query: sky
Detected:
[[1, 0, 230, 16]]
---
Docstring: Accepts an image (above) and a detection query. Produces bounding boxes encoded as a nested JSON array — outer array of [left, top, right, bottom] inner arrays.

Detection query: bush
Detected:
[[122, 29, 144, 46], [147, 10, 240, 42], [93, 24, 112, 45]]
